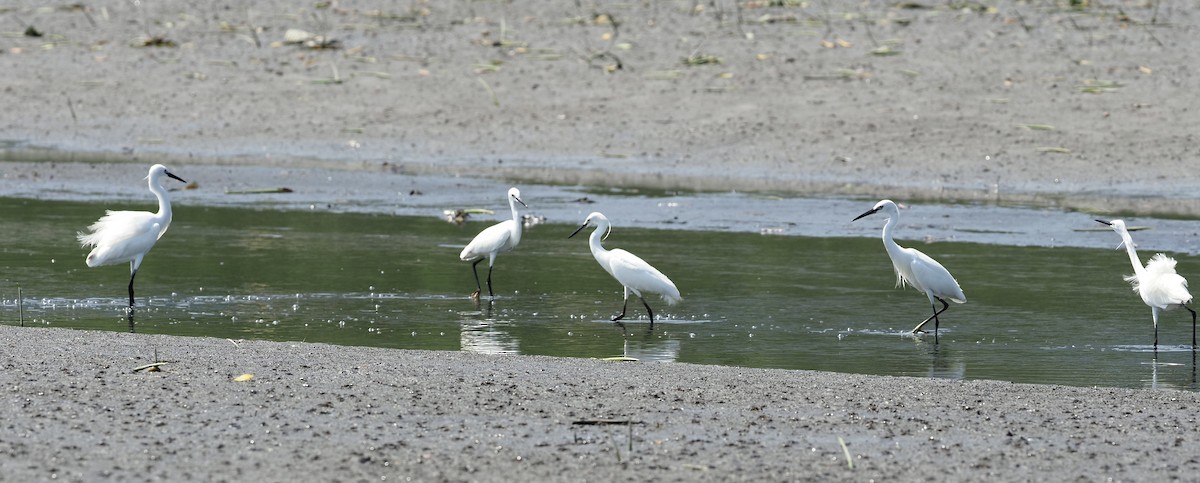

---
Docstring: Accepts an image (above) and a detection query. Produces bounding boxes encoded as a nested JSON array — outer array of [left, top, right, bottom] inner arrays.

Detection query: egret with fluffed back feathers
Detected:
[[459, 187, 528, 299], [853, 200, 966, 342], [569, 212, 681, 325], [77, 163, 187, 310], [1096, 219, 1196, 349]]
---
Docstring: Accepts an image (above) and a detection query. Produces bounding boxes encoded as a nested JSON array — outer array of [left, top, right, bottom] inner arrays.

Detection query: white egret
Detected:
[[853, 200, 966, 341], [459, 187, 528, 299], [1096, 219, 1196, 349], [77, 164, 187, 310], [569, 212, 681, 325]]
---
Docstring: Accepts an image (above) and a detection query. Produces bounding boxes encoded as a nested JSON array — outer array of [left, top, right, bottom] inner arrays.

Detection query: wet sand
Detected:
[[4, 1, 1200, 480], [4, 160, 1200, 255], [3, 324, 1200, 481]]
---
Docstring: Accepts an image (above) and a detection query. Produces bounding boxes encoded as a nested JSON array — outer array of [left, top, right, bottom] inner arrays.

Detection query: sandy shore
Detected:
[[5, 1, 1200, 480], [3, 0, 1200, 213], [3, 324, 1200, 481]]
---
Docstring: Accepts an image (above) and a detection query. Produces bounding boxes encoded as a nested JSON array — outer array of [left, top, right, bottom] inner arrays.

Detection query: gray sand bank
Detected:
[[3, 1, 1200, 214], [3, 324, 1200, 481]]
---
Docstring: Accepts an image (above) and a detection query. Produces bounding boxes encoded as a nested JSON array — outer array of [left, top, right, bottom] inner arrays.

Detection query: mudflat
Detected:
[[2, 324, 1199, 481], [2, 1, 1198, 213]]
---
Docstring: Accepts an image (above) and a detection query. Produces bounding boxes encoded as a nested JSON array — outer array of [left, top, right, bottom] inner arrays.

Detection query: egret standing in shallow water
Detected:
[[853, 200, 966, 341], [1096, 219, 1195, 350], [77, 164, 187, 313], [459, 187, 527, 299], [569, 212, 681, 325]]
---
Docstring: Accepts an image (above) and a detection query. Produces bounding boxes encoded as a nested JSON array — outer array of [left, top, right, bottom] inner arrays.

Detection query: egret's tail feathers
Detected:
[[658, 281, 682, 305], [78, 230, 105, 267], [76, 230, 97, 248], [1122, 272, 1141, 293], [84, 248, 103, 268], [459, 242, 486, 262]]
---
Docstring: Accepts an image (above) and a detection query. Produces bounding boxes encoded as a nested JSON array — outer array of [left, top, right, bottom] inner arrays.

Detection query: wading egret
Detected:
[[1096, 219, 1196, 349], [77, 164, 187, 310], [853, 200, 966, 341], [569, 212, 681, 325], [459, 187, 527, 299]]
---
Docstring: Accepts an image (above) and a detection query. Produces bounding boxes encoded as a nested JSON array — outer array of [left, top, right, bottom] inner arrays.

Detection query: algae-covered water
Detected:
[[1, 197, 1198, 390]]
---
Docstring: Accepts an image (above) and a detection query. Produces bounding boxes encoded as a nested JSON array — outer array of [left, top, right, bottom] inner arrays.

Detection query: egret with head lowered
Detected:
[[77, 164, 187, 313], [853, 200, 966, 342], [1096, 219, 1195, 350], [569, 212, 681, 325], [459, 187, 528, 299]]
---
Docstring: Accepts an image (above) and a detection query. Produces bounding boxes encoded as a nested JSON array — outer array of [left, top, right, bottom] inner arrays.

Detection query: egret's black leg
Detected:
[[128, 270, 138, 309], [485, 264, 495, 298], [613, 296, 629, 322], [639, 296, 655, 326], [127, 270, 138, 333], [469, 259, 483, 298], [913, 306, 938, 334], [912, 297, 950, 334], [933, 305, 940, 344], [1186, 304, 1197, 349]]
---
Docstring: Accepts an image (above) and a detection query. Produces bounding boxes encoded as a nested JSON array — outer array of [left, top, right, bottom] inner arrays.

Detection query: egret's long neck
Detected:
[[150, 178, 172, 222], [588, 225, 608, 259], [1119, 230, 1145, 277], [508, 197, 523, 245], [880, 215, 904, 258]]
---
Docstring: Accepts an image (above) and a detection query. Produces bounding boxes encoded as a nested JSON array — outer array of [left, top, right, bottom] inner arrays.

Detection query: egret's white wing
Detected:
[[606, 248, 681, 304], [908, 248, 966, 303], [460, 220, 516, 261]]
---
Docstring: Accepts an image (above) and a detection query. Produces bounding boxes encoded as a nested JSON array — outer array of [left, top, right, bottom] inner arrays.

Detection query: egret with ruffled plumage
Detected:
[[1096, 219, 1196, 350], [77, 164, 187, 310]]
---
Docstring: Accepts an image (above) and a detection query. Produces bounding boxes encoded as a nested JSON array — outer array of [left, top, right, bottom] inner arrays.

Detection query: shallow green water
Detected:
[[2, 197, 1198, 390]]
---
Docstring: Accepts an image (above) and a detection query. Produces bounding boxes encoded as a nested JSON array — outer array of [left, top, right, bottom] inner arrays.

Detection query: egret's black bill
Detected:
[[512, 195, 528, 208], [568, 223, 588, 239], [1095, 219, 1112, 226], [852, 207, 879, 222], [166, 171, 187, 183]]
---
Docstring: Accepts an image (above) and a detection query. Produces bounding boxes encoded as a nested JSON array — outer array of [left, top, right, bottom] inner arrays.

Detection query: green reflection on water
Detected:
[[1, 197, 1197, 390]]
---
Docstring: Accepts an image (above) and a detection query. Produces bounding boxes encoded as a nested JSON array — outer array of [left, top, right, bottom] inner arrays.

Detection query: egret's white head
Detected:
[[508, 187, 527, 208], [1096, 218, 1126, 231], [569, 211, 611, 240], [853, 199, 900, 222], [147, 164, 186, 184], [1096, 219, 1134, 250]]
